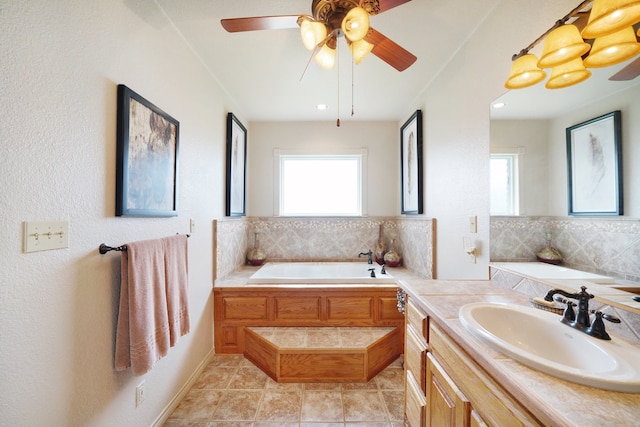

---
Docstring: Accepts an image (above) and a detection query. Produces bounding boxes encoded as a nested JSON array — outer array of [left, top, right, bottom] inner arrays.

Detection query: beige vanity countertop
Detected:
[[399, 279, 640, 427]]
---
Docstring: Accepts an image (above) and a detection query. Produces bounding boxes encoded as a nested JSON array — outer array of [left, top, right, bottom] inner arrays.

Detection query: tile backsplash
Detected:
[[214, 216, 434, 281], [491, 216, 640, 283]]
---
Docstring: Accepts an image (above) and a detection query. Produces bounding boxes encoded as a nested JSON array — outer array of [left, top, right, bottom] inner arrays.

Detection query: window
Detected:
[[490, 153, 519, 215], [275, 149, 367, 216]]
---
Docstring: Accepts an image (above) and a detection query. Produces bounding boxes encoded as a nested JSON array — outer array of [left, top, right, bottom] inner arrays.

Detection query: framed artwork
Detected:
[[225, 112, 247, 216], [400, 109, 423, 214], [116, 84, 179, 217], [566, 110, 622, 216]]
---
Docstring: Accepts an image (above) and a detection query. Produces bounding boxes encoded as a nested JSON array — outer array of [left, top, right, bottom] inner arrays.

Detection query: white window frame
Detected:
[[273, 148, 368, 217], [490, 148, 524, 216]]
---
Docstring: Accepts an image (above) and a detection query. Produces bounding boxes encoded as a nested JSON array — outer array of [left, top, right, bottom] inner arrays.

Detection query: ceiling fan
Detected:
[[220, 0, 417, 72]]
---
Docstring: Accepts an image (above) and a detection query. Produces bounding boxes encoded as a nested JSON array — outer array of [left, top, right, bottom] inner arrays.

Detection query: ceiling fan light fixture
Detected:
[[341, 6, 370, 42], [300, 19, 327, 50], [538, 24, 591, 68], [581, 0, 640, 39], [315, 43, 336, 70], [545, 57, 592, 89], [505, 54, 547, 89], [583, 26, 640, 67], [349, 38, 374, 64]]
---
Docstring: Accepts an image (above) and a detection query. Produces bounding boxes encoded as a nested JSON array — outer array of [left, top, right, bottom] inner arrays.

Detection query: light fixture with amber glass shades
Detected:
[[584, 26, 640, 67], [341, 7, 370, 42], [546, 57, 592, 88], [300, 18, 327, 51], [505, 54, 547, 89], [581, 0, 640, 39], [538, 24, 591, 68]]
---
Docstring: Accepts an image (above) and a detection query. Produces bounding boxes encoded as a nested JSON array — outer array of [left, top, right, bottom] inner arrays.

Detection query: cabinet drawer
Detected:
[[405, 369, 426, 427], [429, 323, 542, 426], [406, 298, 428, 341], [405, 326, 427, 392]]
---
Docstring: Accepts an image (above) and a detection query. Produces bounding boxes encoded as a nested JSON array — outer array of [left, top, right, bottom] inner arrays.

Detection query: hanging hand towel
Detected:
[[162, 234, 190, 346], [115, 238, 170, 376]]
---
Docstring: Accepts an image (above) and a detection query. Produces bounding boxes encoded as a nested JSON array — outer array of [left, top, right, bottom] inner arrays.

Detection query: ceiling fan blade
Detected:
[[609, 57, 640, 81], [375, 0, 412, 14], [365, 28, 416, 71], [221, 15, 301, 32]]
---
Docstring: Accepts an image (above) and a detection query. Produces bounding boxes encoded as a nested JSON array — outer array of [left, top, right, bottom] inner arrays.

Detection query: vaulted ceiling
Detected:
[[154, 0, 499, 122]]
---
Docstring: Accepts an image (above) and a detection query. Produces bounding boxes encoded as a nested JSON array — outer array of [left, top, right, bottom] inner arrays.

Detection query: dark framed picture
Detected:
[[400, 109, 423, 214], [116, 84, 179, 217], [225, 112, 247, 216], [566, 110, 622, 216]]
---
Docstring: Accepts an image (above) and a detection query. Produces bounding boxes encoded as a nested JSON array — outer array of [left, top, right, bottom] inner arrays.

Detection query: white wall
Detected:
[[0, 1, 236, 426], [491, 120, 550, 215], [413, 0, 580, 279], [248, 121, 399, 216], [548, 84, 640, 216]]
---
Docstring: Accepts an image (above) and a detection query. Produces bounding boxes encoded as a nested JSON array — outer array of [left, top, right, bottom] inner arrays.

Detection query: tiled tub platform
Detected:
[[244, 326, 402, 383]]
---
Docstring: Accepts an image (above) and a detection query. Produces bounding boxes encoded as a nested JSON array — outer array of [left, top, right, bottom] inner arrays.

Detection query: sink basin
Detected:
[[459, 302, 640, 393]]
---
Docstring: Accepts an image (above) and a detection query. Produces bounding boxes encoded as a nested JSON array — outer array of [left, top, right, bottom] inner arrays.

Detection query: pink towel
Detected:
[[115, 238, 170, 376], [162, 234, 190, 346]]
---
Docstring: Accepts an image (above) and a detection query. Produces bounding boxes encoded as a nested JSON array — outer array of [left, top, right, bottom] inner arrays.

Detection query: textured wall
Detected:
[[0, 1, 236, 425], [491, 216, 640, 283], [214, 217, 435, 280]]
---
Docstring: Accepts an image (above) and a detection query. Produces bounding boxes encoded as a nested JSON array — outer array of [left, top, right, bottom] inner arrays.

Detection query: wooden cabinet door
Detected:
[[405, 369, 426, 427], [405, 326, 427, 392], [426, 353, 470, 427]]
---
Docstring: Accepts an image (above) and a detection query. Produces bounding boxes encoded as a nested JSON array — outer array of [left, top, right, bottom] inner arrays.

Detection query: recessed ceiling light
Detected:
[[316, 104, 329, 111], [492, 102, 506, 109]]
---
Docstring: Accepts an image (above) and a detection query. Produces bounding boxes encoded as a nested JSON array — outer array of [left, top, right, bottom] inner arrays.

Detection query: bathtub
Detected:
[[247, 262, 396, 284], [490, 262, 614, 284]]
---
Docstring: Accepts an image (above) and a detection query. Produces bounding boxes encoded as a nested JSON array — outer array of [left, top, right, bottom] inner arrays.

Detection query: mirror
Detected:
[[490, 59, 640, 216]]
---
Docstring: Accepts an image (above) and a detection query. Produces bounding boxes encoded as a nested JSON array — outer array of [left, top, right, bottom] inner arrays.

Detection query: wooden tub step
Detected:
[[243, 326, 402, 383]]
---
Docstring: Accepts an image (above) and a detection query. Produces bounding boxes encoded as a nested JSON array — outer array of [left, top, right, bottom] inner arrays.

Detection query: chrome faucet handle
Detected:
[[368, 268, 376, 278]]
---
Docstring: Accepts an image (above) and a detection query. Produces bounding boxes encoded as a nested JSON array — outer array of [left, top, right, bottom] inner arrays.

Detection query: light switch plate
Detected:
[[469, 216, 477, 233], [24, 221, 69, 253]]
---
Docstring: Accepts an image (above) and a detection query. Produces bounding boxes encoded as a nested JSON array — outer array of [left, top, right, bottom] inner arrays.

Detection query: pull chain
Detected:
[[351, 54, 355, 117], [336, 42, 340, 127]]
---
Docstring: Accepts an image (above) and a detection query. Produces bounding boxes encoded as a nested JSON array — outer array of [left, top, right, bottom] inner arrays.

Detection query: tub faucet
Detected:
[[359, 250, 373, 264]]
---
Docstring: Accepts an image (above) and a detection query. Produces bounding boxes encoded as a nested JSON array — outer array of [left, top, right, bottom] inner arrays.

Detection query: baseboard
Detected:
[[151, 348, 215, 427]]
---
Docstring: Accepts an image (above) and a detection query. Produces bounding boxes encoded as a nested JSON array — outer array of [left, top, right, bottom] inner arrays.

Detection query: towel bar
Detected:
[[99, 234, 190, 254]]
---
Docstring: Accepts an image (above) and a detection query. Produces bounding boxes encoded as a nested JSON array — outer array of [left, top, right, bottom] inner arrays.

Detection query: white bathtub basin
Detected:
[[459, 302, 640, 393], [248, 262, 395, 284], [491, 262, 614, 283]]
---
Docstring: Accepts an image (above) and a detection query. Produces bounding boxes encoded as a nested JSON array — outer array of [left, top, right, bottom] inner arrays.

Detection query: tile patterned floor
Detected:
[[164, 354, 405, 427]]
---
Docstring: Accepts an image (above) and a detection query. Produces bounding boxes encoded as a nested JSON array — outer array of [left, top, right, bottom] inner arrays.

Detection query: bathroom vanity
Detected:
[[400, 279, 640, 427]]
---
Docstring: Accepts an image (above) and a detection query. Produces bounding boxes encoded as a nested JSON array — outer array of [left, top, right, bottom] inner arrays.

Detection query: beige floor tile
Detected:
[[374, 366, 404, 390], [342, 390, 388, 422], [301, 390, 344, 422], [211, 390, 262, 421], [191, 365, 236, 390], [255, 390, 302, 422], [381, 390, 405, 421], [167, 389, 224, 421], [228, 365, 269, 389]]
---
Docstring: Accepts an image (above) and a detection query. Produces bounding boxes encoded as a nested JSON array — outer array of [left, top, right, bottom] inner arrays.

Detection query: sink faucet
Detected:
[[544, 285, 619, 340], [359, 250, 373, 264]]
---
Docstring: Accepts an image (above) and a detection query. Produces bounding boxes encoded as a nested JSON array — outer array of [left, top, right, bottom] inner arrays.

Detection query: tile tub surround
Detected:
[[163, 354, 405, 426], [215, 216, 435, 281], [401, 279, 640, 427], [490, 216, 640, 283]]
